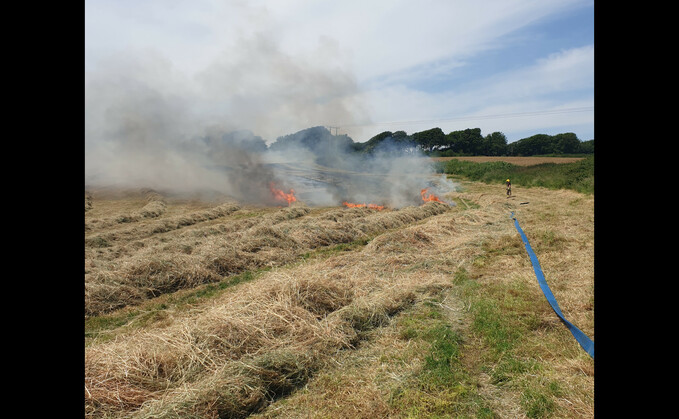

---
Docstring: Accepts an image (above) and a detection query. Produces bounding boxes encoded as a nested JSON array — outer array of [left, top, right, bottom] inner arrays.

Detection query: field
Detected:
[[84, 169, 594, 418], [431, 156, 585, 166]]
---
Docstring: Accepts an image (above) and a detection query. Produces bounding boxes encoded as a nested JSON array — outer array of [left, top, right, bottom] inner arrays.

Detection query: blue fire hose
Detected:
[[511, 212, 594, 359]]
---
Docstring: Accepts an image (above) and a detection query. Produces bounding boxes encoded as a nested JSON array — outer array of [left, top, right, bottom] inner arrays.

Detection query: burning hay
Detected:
[[420, 187, 444, 203], [339, 186, 449, 211], [269, 183, 297, 206], [342, 202, 385, 210]]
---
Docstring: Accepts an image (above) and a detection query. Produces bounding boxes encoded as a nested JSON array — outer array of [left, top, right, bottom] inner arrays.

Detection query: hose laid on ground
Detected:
[[510, 212, 594, 359]]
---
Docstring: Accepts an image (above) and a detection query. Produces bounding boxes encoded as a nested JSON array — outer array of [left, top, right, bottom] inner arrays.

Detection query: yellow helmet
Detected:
[[506, 179, 510, 182]]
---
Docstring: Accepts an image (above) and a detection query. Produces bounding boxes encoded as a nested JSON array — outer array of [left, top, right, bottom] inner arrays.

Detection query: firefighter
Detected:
[[506, 179, 512, 197]]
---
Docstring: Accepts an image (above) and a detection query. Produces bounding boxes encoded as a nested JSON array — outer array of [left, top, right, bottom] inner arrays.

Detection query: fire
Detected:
[[269, 183, 296, 206], [342, 201, 385, 210], [420, 188, 443, 203]]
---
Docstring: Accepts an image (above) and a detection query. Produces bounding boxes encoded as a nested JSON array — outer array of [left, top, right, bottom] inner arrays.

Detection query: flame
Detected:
[[269, 183, 296, 206], [420, 188, 443, 203], [342, 201, 385, 210]]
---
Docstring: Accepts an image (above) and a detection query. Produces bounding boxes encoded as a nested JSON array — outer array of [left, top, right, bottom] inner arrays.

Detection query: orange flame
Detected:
[[269, 183, 296, 206], [342, 201, 385, 210], [420, 188, 443, 203]]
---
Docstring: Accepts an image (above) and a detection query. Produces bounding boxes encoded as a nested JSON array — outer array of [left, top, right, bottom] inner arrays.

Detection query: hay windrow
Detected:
[[85, 202, 451, 317], [86, 203, 241, 245], [85, 192, 93, 211], [85, 189, 167, 230], [85, 208, 458, 418], [85, 280, 148, 316], [85, 207, 310, 316], [138, 200, 166, 218]]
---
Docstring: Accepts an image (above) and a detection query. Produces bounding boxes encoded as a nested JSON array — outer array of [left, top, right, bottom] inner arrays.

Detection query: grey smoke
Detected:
[[260, 127, 457, 208], [85, 33, 457, 207]]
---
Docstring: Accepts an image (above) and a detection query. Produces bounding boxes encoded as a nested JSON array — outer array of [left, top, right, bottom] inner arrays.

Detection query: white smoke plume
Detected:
[[85, 32, 457, 207], [86, 30, 361, 195]]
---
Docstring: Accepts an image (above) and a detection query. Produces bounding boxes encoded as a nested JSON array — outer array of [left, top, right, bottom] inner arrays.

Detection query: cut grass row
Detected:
[[253, 183, 593, 418], [85, 236, 375, 346], [85, 214, 457, 418], [85, 202, 450, 317]]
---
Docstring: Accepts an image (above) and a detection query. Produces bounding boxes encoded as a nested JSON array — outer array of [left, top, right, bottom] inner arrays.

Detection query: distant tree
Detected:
[[359, 131, 394, 154], [482, 132, 508, 156], [508, 133, 592, 156], [510, 134, 551, 156], [446, 128, 483, 155], [579, 139, 594, 154], [412, 127, 445, 152], [267, 125, 592, 159], [368, 131, 395, 143], [360, 130, 416, 154], [391, 130, 410, 140], [552, 133, 581, 154], [386, 130, 417, 153], [268, 126, 356, 167]]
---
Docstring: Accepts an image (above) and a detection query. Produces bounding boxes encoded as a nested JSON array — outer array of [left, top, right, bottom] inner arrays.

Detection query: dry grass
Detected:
[[257, 181, 593, 418], [85, 187, 449, 317], [85, 188, 170, 231], [85, 207, 458, 418], [84, 180, 594, 418], [449, 182, 594, 418]]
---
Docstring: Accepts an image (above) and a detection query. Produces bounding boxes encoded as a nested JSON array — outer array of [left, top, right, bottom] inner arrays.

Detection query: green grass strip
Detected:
[[437, 155, 594, 194], [390, 297, 494, 418]]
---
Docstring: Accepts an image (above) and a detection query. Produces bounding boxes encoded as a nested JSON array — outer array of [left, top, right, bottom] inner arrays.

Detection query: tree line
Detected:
[[355, 127, 593, 156], [202, 126, 594, 158]]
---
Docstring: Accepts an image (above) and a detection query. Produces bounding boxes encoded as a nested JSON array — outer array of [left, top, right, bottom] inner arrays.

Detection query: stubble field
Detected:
[[84, 172, 594, 418], [431, 156, 585, 165]]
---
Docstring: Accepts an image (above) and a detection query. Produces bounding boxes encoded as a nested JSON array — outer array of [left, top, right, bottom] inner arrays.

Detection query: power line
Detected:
[[326, 126, 340, 135], [338, 106, 593, 128]]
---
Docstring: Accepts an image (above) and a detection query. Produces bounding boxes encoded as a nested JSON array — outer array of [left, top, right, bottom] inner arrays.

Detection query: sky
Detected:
[[85, 0, 594, 145]]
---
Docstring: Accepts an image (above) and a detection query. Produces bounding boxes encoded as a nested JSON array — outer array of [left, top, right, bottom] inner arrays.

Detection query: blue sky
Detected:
[[85, 0, 594, 144]]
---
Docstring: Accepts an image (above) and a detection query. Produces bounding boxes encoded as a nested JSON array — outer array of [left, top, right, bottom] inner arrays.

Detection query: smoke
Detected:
[[86, 30, 362, 195], [262, 128, 457, 208], [85, 33, 457, 207]]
